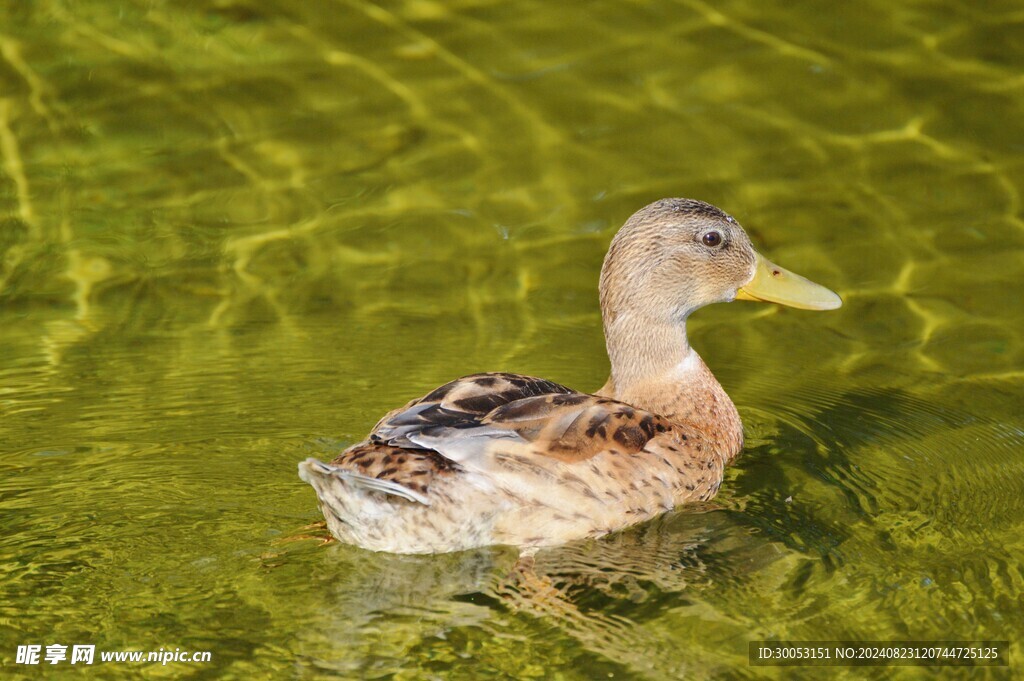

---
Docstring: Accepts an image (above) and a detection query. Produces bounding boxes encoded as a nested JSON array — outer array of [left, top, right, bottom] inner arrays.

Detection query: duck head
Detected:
[[597, 198, 841, 399], [600, 198, 841, 326]]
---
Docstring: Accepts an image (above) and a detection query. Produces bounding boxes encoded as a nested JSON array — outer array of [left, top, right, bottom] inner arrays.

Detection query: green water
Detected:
[[1, 0, 1022, 678]]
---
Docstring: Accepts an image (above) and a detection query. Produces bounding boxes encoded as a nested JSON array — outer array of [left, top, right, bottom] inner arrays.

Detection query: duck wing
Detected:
[[309, 373, 584, 503], [370, 372, 676, 465]]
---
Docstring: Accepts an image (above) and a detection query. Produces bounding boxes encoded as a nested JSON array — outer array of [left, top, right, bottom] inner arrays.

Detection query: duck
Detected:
[[299, 198, 841, 554]]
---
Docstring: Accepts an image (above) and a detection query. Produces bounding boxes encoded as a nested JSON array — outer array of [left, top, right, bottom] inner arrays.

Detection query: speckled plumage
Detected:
[[299, 198, 841, 554]]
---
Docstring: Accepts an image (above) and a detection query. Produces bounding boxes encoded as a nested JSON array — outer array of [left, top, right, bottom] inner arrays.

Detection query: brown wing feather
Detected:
[[369, 372, 576, 446], [328, 372, 678, 498], [418, 392, 677, 463], [326, 373, 577, 497], [373, 373, 677, 463]]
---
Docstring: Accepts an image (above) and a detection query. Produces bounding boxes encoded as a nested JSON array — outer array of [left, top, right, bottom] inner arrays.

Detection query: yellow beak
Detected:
[[735, 252, 842, 310]]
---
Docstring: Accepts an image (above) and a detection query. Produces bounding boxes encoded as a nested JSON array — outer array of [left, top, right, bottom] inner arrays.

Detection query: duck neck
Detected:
[[597, 312, 743, 457], [600, 311, 693, 391]]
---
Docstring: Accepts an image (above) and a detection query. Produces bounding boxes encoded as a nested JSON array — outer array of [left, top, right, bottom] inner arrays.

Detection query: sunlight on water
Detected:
[[1, 0, 1022, 678]]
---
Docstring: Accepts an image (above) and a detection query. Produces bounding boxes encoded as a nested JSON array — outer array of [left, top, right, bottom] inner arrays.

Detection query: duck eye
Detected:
[[701, 231, 723, 248]]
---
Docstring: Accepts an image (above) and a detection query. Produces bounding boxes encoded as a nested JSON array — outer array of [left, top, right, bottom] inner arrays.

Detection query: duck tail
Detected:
[[298, 458, 431, 505]]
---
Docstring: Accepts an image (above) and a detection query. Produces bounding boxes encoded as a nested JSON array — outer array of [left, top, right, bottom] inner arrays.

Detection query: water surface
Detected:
[[1, 0, 1022, 678]]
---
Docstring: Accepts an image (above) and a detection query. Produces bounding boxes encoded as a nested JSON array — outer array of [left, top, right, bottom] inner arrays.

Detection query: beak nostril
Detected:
[[772, 270, 781, 277]]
